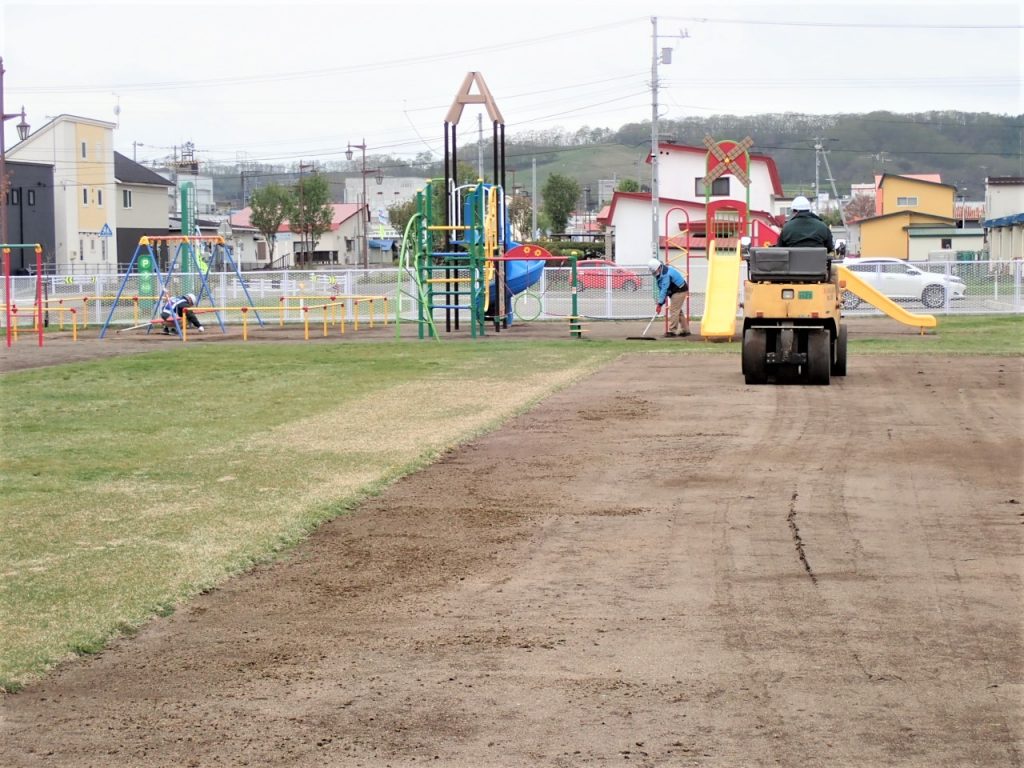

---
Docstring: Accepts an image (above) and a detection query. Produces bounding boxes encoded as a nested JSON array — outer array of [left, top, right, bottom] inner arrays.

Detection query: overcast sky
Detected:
[[2, 0, 1021, 169]]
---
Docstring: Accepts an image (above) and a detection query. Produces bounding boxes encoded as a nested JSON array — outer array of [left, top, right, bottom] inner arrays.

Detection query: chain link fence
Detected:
[[2, 260, 1021, 333]]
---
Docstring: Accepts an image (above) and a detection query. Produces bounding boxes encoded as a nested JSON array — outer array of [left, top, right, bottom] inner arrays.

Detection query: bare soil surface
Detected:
[[1, 322, 1022, 767]]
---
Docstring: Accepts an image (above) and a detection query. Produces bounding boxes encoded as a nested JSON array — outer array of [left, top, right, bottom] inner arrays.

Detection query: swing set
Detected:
[[99, 234, 264, 339]]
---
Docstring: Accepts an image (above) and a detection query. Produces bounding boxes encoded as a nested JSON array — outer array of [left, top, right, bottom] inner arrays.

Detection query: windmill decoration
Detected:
[[703, 135, 754, 188]]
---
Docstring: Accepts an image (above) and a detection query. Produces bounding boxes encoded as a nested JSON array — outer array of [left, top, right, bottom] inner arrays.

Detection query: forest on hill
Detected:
[[211, 111, 1021, 206]]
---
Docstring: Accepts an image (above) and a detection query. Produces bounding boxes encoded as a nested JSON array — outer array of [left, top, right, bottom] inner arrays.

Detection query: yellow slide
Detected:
[[837, 266, 936, 329], [700, 241, 743, 339]]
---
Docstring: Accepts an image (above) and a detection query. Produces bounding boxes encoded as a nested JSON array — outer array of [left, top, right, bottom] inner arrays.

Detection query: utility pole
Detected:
[[819, 144, 847, 228], [477, 113, 484, 180], [650, 17, 688, 261], [298, 161, 314, 267], [650, 16, 660, 262], [814, 139, 822, 212], [531, 157, 537, 239]]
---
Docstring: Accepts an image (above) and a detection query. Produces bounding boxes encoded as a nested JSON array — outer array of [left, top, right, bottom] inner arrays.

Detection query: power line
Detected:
[[665, 15, 1023, 30], [13, 18, 645, 95]]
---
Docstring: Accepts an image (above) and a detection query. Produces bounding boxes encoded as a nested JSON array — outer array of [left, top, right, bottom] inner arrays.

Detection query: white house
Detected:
[[8, 114, 118, 273], [599, 140, 784, 265], [344, 176, 427, 218], [984, 177, 1024, 262], [231, 203, 366, 268]]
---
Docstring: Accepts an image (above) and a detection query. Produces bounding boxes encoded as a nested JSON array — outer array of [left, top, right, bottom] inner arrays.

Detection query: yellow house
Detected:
[[857, 175, 957, 258]]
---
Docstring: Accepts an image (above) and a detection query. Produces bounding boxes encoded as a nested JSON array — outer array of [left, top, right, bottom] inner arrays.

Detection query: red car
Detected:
[[576, 259, 642, 291]]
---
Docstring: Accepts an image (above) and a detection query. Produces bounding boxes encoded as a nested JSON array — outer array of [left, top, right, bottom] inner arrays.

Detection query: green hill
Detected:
[[211, 111, 1022, 207]]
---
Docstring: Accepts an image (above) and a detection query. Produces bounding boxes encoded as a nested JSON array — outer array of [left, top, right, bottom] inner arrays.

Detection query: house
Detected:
[[343, 176, 428, 216], [983, 177, 1024, 262], [113, 152, 175, 269], [2, 160, 55, 272], [7, 114, 118, 273], [853, 174, 958, 259], [600, 140, 783, 266], [230, 203, 365, 268]]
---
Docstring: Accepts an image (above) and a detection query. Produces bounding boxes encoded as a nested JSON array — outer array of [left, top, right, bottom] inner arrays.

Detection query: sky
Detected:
[[1, 0, 1021, 171]]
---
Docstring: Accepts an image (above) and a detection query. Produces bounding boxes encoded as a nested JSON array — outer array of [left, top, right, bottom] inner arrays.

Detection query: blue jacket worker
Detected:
[[648, 258, 690, 337], [160, 292, 204, 334]]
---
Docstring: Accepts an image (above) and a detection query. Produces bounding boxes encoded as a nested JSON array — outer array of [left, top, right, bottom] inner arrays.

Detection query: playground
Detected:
[[0, 331, 1021, 767]]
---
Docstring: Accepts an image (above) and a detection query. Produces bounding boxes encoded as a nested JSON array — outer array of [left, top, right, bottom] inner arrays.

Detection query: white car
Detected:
[[840, 258, 966, 309]]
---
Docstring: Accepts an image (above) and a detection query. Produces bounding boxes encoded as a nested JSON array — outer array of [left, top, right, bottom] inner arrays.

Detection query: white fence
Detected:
[[2, 260, 1021, 330]]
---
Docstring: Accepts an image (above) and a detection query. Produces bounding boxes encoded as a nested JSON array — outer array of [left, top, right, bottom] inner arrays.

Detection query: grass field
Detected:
[[1, 317, 1021, 691]]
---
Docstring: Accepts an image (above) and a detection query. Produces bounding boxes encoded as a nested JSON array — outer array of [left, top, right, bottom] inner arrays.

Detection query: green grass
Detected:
[[0, 341, 622, 691], [851, 315, 1024, 355], [0, 316, 1020, 691]]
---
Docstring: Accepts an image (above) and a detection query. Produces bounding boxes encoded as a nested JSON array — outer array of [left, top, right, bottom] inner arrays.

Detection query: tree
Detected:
[[291, 174, 334, 266], [541, 173, 581, 234], [508, 195, 534, 241], [388, 199, 417, 243], [617, 178, 641, 193], [248, 184, 293, 266], [844, 194, 876, 222]]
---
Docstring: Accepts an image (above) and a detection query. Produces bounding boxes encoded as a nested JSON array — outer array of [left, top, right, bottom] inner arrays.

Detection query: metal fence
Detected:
[[2, 260, 1021, 331]]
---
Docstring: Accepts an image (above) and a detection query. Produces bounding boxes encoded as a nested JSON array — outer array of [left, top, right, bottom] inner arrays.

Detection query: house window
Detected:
[[7, 189, 19, 205], [896, 196, 918, 206], [81, 141, 87, 159], [27, 190, 35, 206], [695, 177, 729, 197], [123, 189, 133, 208], [97, 189, 103, 207], [941, 238, 952, 249], [82, 188, 89, 205]]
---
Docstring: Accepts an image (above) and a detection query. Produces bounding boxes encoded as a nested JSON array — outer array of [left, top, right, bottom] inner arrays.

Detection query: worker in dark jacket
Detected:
[[648, 258, 690, 337], [777, 196, 835, 251]]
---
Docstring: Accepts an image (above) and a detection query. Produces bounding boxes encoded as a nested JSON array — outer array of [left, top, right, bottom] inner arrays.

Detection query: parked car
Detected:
[[840, 257, 966, 309], [576, 259, 642, 291]]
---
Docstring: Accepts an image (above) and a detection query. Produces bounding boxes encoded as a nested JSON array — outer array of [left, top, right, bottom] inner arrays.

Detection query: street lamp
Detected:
[[346, 139, 383, 269], [1, 57, 31, 249]]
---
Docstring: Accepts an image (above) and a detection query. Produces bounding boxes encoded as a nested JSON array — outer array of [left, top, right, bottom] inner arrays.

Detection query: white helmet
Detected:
[[185, 293, 197, 306], [647, 258, 662, 275], [791, 195, 811, 212]]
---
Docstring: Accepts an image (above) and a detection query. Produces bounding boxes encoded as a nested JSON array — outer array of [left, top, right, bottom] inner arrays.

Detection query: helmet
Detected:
[[647, 258, 662, 275], [791, 196, 811, 212], [185, 293, 197, 306]]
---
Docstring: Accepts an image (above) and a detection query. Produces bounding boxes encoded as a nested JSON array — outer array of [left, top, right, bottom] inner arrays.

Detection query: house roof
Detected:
[[600, 190, 777, 228], [876, 173, 953, 190], [114, 152, 175, 187], [857, 210, 956, 227], [231, 203, 363, 232], [907, 228, 985, 237], [652, 142, 784, 195], [598, 192, 703, 225]]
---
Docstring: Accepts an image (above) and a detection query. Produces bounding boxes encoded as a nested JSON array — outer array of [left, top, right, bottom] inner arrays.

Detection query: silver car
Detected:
[[840, 258, 966, 309]]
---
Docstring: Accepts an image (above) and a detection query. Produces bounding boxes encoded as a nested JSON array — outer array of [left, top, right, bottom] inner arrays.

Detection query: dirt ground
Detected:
[[1, 319, 1022, 767]]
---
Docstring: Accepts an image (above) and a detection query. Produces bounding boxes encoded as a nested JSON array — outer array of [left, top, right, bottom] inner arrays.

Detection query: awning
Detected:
[[983, 212, 1024, 228], [369, 238, 395, 250]]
